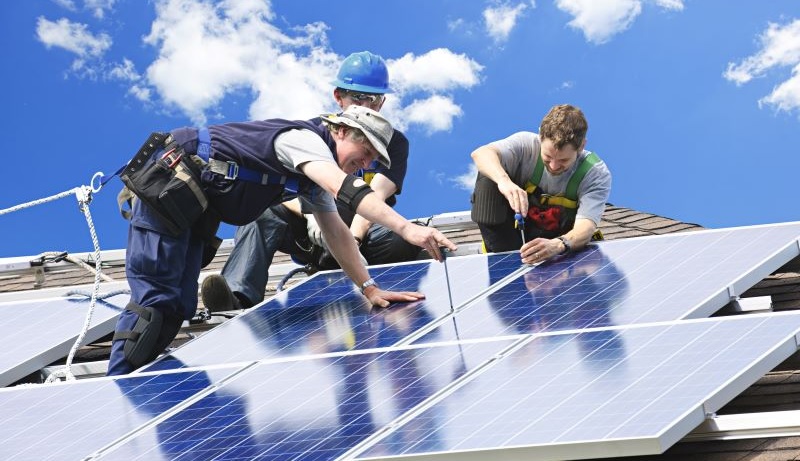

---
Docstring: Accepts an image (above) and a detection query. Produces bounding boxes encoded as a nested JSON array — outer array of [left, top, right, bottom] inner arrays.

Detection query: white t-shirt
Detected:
[[274, 129, 339, 213], [489, 131, 611, 224]]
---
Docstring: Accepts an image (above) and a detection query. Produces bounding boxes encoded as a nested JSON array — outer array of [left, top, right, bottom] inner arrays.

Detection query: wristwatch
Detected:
[[360, 277, 378, 294], [556, 236, 571, 255]]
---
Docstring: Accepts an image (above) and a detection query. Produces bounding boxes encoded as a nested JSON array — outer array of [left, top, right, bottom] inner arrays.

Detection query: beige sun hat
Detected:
[[320, 105, 393, 168]]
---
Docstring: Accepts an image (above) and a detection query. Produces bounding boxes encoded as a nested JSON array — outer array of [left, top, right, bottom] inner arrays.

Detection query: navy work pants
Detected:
[[107, 199, 205, 376]]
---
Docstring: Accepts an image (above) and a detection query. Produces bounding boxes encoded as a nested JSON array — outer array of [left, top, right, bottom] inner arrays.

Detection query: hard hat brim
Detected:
[[332, 80, 393, 94]]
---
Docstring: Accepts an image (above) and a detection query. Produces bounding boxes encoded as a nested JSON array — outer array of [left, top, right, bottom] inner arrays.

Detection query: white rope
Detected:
[[0, 174, 114, 384], [45, 185, 106, 383], [0, 188, 79, 216]]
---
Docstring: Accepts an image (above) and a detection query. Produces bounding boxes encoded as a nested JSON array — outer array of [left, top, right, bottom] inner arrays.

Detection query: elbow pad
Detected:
[[337, 174, 374, 213]]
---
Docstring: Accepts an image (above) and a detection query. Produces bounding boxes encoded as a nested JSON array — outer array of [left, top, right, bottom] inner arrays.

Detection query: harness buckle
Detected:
[[160, 147, 182, 169], [224, 161, 239, 180]]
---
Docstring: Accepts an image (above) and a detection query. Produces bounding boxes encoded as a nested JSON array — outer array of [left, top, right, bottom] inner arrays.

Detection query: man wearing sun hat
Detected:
[[201, 51, 421, 314], [108, 104, 456, 376]]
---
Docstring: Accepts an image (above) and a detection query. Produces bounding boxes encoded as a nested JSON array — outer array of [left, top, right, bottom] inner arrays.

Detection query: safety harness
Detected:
[[195, 128, 299, 192], [523, 150, 601, 235]]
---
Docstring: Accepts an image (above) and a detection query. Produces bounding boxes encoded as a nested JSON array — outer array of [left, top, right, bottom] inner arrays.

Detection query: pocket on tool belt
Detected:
[[121, 133, 208, 236], [158, 159, 208, 233]]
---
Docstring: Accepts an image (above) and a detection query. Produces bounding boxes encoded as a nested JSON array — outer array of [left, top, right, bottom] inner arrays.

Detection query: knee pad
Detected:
[[153, 312, 185, 355], [113, 302, 164, 369], [471, 173, 510, 226]]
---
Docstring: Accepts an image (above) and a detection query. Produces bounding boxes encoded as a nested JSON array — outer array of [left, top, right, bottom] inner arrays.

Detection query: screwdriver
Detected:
[[440, 247, 455, 312], [514, 213, 526, 246]]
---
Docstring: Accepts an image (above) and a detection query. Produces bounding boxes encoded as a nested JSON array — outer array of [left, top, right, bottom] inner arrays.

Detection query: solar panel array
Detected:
[[5, 222, 800, 461]]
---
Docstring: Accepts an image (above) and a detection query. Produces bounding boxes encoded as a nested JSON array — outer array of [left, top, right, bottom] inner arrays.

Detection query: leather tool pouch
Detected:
[[120, 132, 208, 236]]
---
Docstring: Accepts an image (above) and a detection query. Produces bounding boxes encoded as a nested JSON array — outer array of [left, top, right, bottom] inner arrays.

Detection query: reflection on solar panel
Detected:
[[3, 313, 799, 461], [100, 341, 510, 460], [6, 222, 800, 461], [145, 252, 523, 372], [351, 313, 800, 461], [414, 223, 800, 343], [0, 293, 128, 387], [0, 366, 242, 461]]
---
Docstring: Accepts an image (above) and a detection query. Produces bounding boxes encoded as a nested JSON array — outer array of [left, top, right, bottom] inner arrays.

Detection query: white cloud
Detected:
[[53, 0, 77, 11], [36, 16, 112, 74], [555, 0, 641, 44], [108, 59, 151, 102], [452, 163, 479, 191], [389, 48, 483, 93], [724, 19, 800, 113], [108, 58, 139, 81], [654, 0, 684, 11], [38, 0, 484, 132], [142, 0, 338, 125], [128, 84, 152, 102], [724, 20, 800, 85], [759, 69, 800, 112], [36, 17, 111, 57], [391, 95, 464, 133], [447, 18, 466, 33], [483, 2, 530, 43], [84, 0, 117, 19], [554, 0, 683, 44]]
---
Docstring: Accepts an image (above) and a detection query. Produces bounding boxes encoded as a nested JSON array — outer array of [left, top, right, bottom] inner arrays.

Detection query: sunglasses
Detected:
[[342, 90, 384, 104]]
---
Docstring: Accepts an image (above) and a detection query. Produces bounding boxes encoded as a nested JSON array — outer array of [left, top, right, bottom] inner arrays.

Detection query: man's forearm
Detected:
[[562, 218, 597, 251], [353, 192, 409, 237], [472, 145, 511, 184]]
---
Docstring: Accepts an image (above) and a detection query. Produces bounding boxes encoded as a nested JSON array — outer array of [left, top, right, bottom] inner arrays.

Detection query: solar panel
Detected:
[[89, 340, 516, 460], [0, 293, 128, 387], [0, 366, 244, 461], [7, 223, 800, 461], [3, 313, 799, 460], [411, 223, 800, 343], [350, 312, 800, 461], [145, 252, 523, 372]]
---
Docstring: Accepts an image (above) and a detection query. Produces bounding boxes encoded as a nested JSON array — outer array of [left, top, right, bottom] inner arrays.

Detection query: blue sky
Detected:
[[1, 0, 799, 258]]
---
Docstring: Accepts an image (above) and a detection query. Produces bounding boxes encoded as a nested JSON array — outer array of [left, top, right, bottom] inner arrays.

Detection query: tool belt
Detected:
[[120, 132, 209, 236]]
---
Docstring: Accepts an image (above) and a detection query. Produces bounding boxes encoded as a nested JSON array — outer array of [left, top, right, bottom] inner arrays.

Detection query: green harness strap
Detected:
[[526, 151, 601, 207]]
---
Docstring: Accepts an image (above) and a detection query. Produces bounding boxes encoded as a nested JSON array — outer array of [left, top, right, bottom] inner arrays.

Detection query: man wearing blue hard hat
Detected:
[[201, 51, 420, 312]]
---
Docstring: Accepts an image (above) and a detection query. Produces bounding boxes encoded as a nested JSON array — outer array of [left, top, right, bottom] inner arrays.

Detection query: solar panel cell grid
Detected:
[[146, 253, 524, 372], [355, 313, 800, 460], [102, 340, 514, 460], [0, 293, 129, 387], [0, 367, 241, 461], [7, 222, 800, 461], [418, 224, 800, 344]]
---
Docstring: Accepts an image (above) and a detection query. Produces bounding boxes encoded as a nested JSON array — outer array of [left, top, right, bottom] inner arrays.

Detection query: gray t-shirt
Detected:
[[274, 129, 338, 213], [489, 131, 611, 224]]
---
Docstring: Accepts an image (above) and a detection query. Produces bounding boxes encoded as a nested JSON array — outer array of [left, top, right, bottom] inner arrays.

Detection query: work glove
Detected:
[[305, 213, 325, 247]]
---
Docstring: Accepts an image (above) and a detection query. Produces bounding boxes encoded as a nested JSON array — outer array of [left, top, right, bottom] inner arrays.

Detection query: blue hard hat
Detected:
[[332, 51, 392, 94]]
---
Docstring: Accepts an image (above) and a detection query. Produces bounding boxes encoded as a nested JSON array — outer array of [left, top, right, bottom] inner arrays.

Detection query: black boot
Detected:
[[200, 275, 243, 312]]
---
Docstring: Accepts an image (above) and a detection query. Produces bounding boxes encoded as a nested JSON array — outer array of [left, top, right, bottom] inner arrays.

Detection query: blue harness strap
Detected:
[[197, 127, 212, 162], [196, 127, 298, 191]]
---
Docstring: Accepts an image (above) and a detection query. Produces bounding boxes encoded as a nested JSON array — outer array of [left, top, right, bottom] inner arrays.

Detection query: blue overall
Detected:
[[108, 119, 335, 375]]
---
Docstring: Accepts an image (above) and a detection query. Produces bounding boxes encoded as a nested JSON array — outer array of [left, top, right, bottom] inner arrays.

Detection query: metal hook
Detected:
[[90, 171, 105, 194]]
